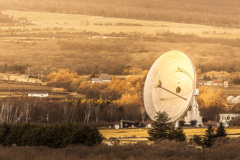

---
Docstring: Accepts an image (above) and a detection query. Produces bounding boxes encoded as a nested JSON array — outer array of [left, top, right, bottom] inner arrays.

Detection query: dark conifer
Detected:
[[173, 126, 186, 142], [203, 124, 215, 148], [148, 111, 173, 141], [215, 122, 227, 137], [193, 135, 203, 146]]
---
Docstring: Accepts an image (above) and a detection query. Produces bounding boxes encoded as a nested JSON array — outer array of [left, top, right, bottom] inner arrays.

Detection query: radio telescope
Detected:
[[144, 50, 202, 126]]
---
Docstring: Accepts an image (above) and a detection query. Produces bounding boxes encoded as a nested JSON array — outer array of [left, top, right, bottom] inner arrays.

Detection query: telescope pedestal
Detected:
[[184, 91, 203, 127]]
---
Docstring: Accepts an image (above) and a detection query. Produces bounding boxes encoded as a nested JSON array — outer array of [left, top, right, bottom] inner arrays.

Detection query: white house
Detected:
[[219, 113, 240, 127], [91, 73, 111, 83], [91, 78, 102, 83], [205, 81, 213, 85], [28, 93, 49, 98]]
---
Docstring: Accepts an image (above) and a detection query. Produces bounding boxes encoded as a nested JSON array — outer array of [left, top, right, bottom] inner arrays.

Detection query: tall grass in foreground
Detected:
[[0, 138, 240, 160]]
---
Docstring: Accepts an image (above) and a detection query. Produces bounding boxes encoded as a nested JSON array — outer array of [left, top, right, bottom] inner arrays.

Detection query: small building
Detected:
[[213, 79, 223, 85], [91, 78, 102, 83], [205, 81, 213, 85], [28, 93, 48, 98], [115, 124, 120, 129], [224, 81, 229, 88], [120, 120, 144, 128], [91, 73, 111, 83], [219, 113, 240, 127], [146, 123, 152, 128]]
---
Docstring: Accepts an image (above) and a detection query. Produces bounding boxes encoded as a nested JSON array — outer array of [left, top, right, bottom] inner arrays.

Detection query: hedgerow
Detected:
[[0, 123, 103, 148]]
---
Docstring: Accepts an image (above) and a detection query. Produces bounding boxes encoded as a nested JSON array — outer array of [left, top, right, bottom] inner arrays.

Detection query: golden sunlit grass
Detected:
[[2, 10, 240, 39], [100, 128, 240, 139], [100, 128, 149, 138]]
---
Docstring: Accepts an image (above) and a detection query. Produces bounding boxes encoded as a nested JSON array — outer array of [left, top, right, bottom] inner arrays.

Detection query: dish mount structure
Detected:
[[144, 51, 202, 127]]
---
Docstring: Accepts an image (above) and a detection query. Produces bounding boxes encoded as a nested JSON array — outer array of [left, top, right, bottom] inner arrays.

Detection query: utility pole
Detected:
[[27, 67, 30, 83]]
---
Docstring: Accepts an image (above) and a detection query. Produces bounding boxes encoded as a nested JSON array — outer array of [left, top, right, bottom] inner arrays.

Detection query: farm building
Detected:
[[28, 93, 49, 98], [91, 73, 111, 83], [120, 120, 144, 128], [219, 113, 240, 127], [213, 79, 224, 85]]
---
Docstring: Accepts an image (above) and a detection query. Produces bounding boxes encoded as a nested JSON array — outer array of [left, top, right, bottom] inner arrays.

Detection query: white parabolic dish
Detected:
[[144, 51, 196, 122]]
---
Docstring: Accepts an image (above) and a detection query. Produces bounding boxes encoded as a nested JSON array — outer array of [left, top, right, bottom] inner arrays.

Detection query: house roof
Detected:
[[213, 79, 223, 83], [91, 78, 99, 81], [98, 73, 111, 80]]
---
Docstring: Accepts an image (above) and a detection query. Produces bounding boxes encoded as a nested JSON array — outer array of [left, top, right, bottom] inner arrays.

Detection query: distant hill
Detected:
[[0, 0, 240, 28]]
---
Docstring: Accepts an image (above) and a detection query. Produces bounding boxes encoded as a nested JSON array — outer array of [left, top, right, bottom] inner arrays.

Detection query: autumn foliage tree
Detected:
[[198, 86, 227, 122], [47, 69, 79, 91], [45, 68, 148, 123]]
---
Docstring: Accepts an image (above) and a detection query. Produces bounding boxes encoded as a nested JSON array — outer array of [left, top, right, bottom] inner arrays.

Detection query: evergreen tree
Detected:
[[203, 124, 215, 148], [173, 126, 186, 142], [148, 111, 173, 141], [193, 135, 203, 146], [215, 122, 227, 137], [168, 126, 186, 142]]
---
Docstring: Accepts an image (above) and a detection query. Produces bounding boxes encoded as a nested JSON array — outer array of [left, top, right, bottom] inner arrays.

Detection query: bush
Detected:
[[0, 123, 103, 148], [193, 135, 203, 146]]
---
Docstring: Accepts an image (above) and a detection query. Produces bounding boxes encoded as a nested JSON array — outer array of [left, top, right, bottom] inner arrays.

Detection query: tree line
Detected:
[[0, 123, 103, 148], [193, 123, 227, 148], [0, 98, 145, 125], [0, 64, 28, 74], [46, 69, 240, 124], [1, 0, 240, 28]]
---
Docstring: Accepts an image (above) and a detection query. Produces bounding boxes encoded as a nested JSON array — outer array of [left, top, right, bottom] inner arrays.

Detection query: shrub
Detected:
[[193, 135, 203, 146], [0, 123, 103, 148]]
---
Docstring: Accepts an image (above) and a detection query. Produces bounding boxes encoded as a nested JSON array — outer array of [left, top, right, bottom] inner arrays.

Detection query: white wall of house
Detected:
[[28, 93, 48, 97]]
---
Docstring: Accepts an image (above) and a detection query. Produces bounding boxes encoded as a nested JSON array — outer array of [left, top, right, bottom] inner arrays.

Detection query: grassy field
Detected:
[[100, 128, 240, 144], [2, 10, 240, 39], [196, 84, 240, 96], [0, 81, 51, 92], [100, 128, 240, 138], [208, 85, 240, 96], [0, 80, 84, 99], [1, 10, 240, 74]]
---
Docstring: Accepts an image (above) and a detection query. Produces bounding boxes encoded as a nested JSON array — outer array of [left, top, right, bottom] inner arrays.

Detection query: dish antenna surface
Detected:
[[144, 51, 202, 125]]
